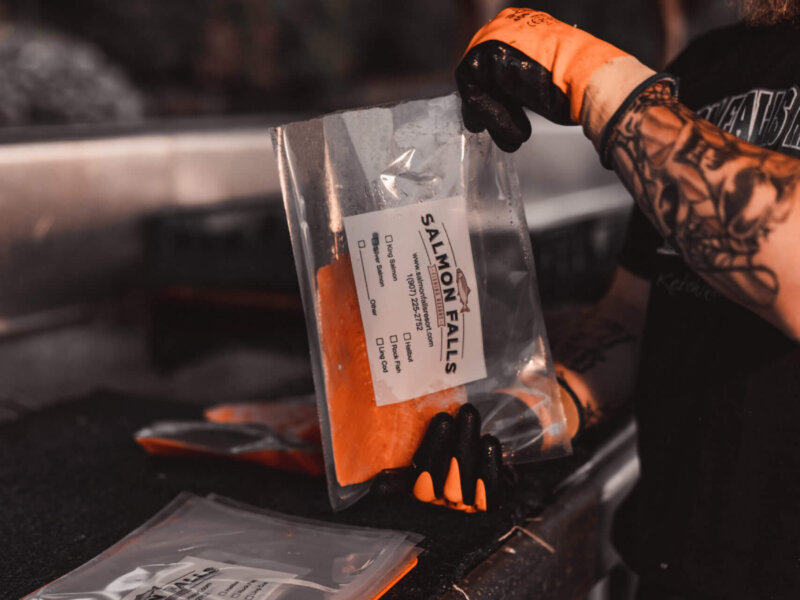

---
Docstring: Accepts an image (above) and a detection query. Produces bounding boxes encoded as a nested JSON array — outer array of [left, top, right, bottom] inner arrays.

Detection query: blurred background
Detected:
[[0, 0, 738, 127], [0, 4, 747, 597], [0, 0, 739, 415]]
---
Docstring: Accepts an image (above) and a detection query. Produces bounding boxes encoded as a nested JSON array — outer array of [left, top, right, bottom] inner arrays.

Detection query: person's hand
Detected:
[[409, 403, 503, 512], [372, 386, 583, 512], [455, 8, 673, 162], [370, 404, 503, 512]]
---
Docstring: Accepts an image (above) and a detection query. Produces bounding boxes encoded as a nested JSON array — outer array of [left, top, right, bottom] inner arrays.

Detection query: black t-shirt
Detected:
[[615, 22, 800, 599]]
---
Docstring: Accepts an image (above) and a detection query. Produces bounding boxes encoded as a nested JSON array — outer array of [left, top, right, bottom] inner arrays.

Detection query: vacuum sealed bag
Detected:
[[272, 94, 570, 510], [135, 396, 324, 475], [135, 420, 324, 475], [26, 493, 422, 600]]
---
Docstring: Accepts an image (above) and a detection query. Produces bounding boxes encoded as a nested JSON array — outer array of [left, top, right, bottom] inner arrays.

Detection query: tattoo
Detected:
[[609, 82, 799, 308], [550, 308, 636, 374]]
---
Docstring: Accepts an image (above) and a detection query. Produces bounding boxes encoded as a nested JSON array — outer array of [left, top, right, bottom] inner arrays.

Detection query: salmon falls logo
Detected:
[[419, 212, 472, 375]]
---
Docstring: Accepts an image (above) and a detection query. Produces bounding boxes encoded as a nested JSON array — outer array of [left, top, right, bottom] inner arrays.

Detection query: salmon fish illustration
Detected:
[[456, 268, 471, 313]]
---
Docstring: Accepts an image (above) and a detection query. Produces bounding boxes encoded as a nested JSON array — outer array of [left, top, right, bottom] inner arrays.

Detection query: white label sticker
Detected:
[[343, 196, 487, 406], [120, 556, 331, 600]]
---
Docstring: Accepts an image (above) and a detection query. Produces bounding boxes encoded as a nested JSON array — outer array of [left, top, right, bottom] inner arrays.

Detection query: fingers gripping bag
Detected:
[[272, 94, 571, 510]]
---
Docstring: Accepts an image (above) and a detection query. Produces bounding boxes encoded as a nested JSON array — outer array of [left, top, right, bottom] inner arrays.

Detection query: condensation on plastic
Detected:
[[25, 493, 422, 600], [272, 94, 571, 511]]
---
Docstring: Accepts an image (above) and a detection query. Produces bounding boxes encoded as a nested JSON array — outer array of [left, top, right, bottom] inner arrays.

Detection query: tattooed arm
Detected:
[[609, 82, 800, 340], [547, 266, 650, 428]]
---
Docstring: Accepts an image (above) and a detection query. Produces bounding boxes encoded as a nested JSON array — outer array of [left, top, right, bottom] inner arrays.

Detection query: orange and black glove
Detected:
[[373, 387, 584, 513], [409, 403, 504, 512], [370, 403, 504, 512], [456, 8, 675, 164]]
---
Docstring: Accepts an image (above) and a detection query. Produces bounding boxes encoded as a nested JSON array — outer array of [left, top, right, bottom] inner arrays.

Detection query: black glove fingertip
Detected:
[[509, 102, 533, 142], [412, 411, 455, 498], [454, 403, 481, 505], [487, 129, 523, 153], [476, 434, 504, 511], [486, 101, 531, 152], [461, 103, 486, 134]]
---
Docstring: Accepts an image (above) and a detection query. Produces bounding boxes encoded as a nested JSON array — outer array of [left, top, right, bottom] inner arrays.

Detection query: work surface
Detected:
[[1, 390, 624, 599]]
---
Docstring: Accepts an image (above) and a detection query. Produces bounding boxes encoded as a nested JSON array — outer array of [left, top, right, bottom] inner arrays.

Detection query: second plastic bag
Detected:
[[25, 493, 422, 600], [273, 94, 571, 510]]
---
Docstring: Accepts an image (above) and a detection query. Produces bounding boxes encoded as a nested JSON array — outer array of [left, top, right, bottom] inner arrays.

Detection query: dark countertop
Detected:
[[0, 389, 628, 599]]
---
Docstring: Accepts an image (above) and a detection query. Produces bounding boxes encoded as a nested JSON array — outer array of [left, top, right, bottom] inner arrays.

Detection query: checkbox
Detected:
[[376, 337, 384, 346], [403, 332, 412, 341], [385, 234, 393, 243], [389, 335, 398, 343], [357, 240, 366, 249]]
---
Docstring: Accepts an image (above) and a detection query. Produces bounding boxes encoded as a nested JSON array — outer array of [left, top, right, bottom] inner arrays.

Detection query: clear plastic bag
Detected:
[[135, 419, 324, 475], [272, 94, 571, 511], [135, 395, 324, 476], [25, 493, 422, 600]]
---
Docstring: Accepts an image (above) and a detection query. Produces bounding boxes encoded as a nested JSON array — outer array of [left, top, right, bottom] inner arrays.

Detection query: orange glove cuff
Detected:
[[555, 376, 585, 440], [465, 8, 630, 123]]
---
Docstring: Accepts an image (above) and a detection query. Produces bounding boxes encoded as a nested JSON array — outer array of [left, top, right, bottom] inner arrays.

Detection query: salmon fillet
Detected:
[[317, 254, 465, 486]]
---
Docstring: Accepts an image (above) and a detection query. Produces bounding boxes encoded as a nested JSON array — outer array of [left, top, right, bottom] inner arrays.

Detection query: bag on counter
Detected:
[[25, 493, 422, 600], [272, 94, 571, 511], [135, 396, 324, 476]]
